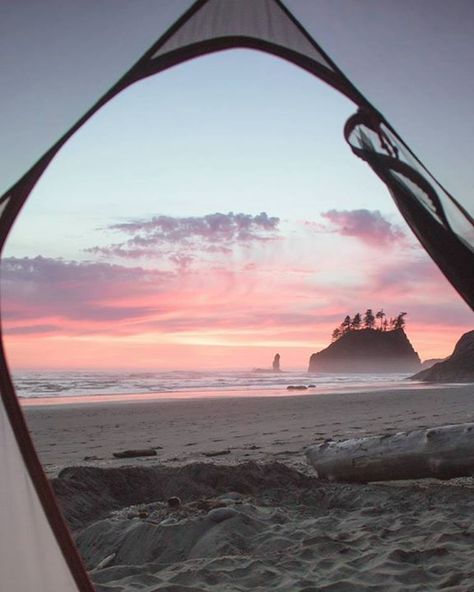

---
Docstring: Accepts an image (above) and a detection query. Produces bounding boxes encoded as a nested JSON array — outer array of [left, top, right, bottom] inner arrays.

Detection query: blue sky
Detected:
[[6, 49, 395, 260]]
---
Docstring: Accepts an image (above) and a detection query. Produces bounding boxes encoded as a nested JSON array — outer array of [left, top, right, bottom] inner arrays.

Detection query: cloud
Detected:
[[1, 256, 171, 325], [2, 219, 471, 369], [87, 211, 280, 260], [320, 209, 406, 246], [0, 253, 343, 341], [110, 211, 279, 240], [2, 242, 471, 369], [3, 324, 59, 336], [2, 256, 166, 286], [168, 253, 195, 271], [369, 254, 442, 291], [367, 251, 469, 303]]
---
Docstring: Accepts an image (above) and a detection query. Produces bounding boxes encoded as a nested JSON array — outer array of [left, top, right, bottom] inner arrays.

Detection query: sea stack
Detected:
[[410, 330, 474, 383], [272, 353, 281, 372], [308, 328, 421, 373]]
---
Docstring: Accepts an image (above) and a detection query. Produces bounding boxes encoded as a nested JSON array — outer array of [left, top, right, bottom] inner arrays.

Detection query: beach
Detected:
[[23, 383, 474, 591], [24, 383, 474, 476]]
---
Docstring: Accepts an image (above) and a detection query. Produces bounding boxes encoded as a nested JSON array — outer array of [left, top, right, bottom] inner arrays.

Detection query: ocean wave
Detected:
[[12, 369, 410, 399]]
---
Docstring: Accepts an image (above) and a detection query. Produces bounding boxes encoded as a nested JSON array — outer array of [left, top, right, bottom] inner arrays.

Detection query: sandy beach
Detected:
[[24, 384, 474, 476], [23, 383, 474, 591]]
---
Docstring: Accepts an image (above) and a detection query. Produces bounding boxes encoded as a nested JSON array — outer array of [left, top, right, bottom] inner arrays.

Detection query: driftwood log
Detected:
[[305, 423, 474, 482]]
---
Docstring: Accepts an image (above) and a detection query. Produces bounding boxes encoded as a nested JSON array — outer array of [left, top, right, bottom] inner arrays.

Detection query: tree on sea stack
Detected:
[[351, 312, 362, 330], [363, 309, 376, 329], [341, 315, 352, 335], [375, 309, 386, 330], [393, 312, 407, 330], [330, 310, 411, 342]]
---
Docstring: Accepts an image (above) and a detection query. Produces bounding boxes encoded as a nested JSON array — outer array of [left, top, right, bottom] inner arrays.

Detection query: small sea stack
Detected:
[[254, 353, 282, 373], [272, 353, 281, 372]]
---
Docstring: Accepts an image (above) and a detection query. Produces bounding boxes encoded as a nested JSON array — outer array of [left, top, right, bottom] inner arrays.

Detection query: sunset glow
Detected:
[[2, 212, 469, 370], [1, 51, 471, 370]]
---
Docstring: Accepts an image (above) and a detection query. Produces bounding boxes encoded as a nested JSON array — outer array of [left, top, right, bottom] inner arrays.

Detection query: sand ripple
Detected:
[[53, 462, 474, 591]]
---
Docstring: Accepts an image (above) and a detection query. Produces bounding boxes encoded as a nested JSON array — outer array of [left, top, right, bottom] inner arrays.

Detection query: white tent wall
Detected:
[[0, 399, 86, 592]]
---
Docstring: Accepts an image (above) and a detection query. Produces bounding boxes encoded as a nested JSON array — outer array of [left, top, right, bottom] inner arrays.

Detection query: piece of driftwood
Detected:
[[305, 423, 474, 482], [113, 448, 157, 459]]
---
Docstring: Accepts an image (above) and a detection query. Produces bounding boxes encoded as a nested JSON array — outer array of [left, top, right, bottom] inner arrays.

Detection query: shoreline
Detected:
[[18, 379, 462, 408]]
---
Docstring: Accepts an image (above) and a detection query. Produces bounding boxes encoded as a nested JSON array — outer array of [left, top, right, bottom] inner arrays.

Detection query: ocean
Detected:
[[12, 369, 421, 402]]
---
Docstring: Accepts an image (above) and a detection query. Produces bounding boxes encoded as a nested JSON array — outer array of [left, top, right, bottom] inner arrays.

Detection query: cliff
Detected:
[[410, 330, 474, 383], [308, 328, 421, 373], [420, 358, 444, 370]]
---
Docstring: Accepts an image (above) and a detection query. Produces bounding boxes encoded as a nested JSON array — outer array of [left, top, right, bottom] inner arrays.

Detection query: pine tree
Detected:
[[351, 312, 362, 330], [363, 308, 375, 329], [393, 312, 407, 329], [341, 315, 352, 334], [375, 309, 385, 331]]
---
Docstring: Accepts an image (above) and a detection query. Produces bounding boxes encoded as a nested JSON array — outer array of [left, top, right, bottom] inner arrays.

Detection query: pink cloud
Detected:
[[87, 211, 280, 260], [1, 256, 171, 330], [320, 209, 406, 247], [1, 256, 315, 336], [2, 227, 471, 368]]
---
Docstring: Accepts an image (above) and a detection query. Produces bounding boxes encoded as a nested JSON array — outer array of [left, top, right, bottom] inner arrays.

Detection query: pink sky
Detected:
[[2, 208, 471, 370]]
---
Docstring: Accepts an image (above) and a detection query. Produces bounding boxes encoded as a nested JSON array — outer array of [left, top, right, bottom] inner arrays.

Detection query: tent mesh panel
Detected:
[[151, 0, 333, 69]]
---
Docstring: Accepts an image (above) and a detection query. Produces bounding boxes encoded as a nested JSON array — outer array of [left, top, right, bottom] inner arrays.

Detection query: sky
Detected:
[[1, 1, 472, 371]]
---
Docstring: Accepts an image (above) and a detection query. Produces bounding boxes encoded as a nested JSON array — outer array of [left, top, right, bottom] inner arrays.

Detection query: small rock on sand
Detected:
[[112, 448, 157, 459], [167, 496, 181, 509], [203, 449, 231, 457]]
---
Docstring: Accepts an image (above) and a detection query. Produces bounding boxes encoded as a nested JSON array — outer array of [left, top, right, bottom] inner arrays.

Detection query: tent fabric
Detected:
[[133, 0, 369, 105], [0, 378, 94, 591], [0, 1, 472, 591]]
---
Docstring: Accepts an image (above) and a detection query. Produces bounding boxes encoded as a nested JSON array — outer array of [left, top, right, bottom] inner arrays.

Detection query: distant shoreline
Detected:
[[19, 380, 467, 408]]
